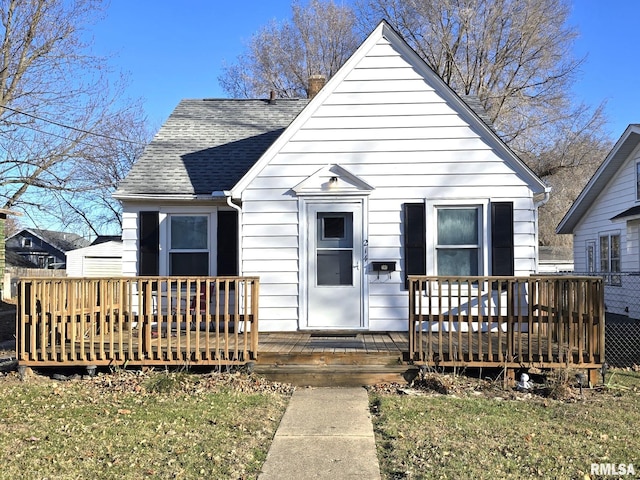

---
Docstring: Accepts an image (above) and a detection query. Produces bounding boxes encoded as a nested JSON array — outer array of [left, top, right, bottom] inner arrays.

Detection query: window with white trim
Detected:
[[403, 200, 513, 287], [599, 232, 621, 285], [586, 241, 596, 273], [435, 206, 481, 276], [169, 215, 209, 276], [636, 161, 640, 201]]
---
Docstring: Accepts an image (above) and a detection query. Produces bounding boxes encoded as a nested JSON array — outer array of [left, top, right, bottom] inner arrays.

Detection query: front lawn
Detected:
[[0, 369, 292, 479], [370, 369, 640, 479]]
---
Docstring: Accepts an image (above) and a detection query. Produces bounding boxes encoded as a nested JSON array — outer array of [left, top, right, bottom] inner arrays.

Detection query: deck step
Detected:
[[254, 363, 418, 387], [258, 351, 406, 366]]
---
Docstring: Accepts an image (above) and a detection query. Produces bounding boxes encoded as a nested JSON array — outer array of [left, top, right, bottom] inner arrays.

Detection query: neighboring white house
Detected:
[[65, 237, 123, 277], [114, 21, 549, 332], [557, 124, 640, 318]]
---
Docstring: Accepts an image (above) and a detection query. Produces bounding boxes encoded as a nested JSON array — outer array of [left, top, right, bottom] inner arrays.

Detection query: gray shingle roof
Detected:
[[116, 98, 309, 196], [27, 229, 89, 252]]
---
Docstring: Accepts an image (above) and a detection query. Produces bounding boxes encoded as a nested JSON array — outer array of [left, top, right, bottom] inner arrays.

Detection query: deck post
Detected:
[[408, 277, 415, 361], [504, 368, 515, 389]]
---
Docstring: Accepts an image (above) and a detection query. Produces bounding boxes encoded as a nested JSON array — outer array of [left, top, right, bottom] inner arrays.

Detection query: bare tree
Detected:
[[0, 0, 148, 237], [220, 0, 613, 245], [46, 103, 155, 237], [357, 0, 612, 244], [219, 0, 362, 98], [358, 0, 595, 143]]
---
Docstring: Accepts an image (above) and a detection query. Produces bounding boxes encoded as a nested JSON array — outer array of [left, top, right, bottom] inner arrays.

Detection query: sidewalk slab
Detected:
[[259, 387, 381, 480], [275, 387, 374, 436]]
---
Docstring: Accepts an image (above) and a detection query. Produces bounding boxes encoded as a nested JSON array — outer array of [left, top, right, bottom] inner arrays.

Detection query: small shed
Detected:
[[65, 237, 122, 277]]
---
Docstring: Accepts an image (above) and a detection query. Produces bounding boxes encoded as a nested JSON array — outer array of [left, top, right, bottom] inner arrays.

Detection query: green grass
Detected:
[[370, 369, 640, 479], [0, 370, 291, 479]]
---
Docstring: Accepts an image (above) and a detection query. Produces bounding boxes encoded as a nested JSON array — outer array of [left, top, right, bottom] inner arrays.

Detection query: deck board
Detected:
[[22, 330, 601, 369]]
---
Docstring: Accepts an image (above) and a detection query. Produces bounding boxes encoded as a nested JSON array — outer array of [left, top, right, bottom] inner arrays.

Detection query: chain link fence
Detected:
[[561, 272, 640, 368]]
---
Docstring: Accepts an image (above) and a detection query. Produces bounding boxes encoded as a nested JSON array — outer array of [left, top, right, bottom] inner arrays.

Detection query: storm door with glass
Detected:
[[306, 203, 363, 328]]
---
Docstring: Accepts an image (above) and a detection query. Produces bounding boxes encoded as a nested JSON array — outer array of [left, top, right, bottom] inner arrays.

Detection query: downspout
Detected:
[[533, 187, 551, 274], [212, 190, 242, 276]]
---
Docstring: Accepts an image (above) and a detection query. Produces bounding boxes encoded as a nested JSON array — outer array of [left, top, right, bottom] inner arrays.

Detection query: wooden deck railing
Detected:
[[408, 276, 605, 369], [17, 277, 259, 367]]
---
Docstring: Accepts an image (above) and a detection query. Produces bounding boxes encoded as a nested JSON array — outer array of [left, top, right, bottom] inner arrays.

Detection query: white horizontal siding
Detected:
[[242, 247, 298, 261], [293, 125, 479, 142], [269, 150, 503, 165], [332, 78, 434, 93], [281, 138, 491, 154], [241, 33, 539, 331], [84, 257, 122, 277], [121, 210, 138, 277], [303, 114, 468, 130], [66, 241, 123, 277], [313, 102, 462, 117], [573, 149, 640, 273], [322, 90, 444, 105]]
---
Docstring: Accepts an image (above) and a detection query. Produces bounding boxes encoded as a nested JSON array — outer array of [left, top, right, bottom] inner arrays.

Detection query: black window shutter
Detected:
[[404, 203, 426, 289], [139, 211, 159, 276], [217, 210, 238, 276], [491, 202, 514, 276]]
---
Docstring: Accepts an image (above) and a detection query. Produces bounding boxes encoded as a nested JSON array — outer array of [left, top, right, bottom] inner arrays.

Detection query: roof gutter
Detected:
[[212, 190, 242, 276], [113, 193, 215, 202], [534, 187, 551, 208], [533, 187, 551, 275]]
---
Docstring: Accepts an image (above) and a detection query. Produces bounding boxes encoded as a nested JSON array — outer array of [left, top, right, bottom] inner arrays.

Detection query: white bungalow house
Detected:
[[114, 21, 549, 332], [557, 124, 640, 318]]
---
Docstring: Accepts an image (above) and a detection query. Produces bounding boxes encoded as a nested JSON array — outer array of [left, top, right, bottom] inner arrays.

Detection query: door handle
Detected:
[[353, 262, 359, 270]]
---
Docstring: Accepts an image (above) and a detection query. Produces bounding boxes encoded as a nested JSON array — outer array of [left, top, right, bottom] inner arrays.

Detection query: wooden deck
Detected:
[[15, 275, 606, 385], [258, 332, 409, 355], [255, 333, 413, 386], [17, 277, 259, 367], [409, 276, 605, 369]]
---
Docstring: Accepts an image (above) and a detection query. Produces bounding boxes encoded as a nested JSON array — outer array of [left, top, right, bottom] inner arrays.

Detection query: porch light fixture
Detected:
[[329, 176, 338, 188]]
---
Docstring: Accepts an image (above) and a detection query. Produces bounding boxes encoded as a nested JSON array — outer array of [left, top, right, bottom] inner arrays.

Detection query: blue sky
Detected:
[[90, 0, 639, 139]]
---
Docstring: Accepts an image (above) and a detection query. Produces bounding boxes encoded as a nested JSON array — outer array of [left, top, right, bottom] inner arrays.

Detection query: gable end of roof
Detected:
[[557, 124, 640, 234]]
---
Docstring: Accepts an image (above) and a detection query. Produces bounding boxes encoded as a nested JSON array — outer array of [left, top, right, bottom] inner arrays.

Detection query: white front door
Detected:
[[306, 202, 363, 328]]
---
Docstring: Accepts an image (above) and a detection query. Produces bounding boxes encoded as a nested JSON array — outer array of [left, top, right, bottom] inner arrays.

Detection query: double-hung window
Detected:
[[403, 200, 512, 287], [169, 215, 209, 276], [636, 161, 640, 201], [435, 206, 481, 276], [586, 241, 596, 273], [599, 232, 621, 285]]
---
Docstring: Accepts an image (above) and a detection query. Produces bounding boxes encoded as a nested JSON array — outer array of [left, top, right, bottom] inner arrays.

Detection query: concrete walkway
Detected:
[[258, 387, 381, 479]]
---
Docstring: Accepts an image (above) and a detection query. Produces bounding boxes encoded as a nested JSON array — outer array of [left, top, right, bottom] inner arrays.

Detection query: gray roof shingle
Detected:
[[116, 98, 309, 196]]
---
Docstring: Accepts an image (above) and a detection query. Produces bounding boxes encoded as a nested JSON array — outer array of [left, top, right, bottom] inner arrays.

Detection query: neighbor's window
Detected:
[[436, 207, 481, 276], [637, 161, 640, 201], [599, 233, 621, 285], [169, 215, 209, 275], [586, 241, 596, 273]]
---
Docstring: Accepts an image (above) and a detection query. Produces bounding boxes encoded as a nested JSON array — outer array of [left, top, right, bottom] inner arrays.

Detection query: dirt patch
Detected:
[[0, 366, 296, 396], [367, 368, 630, 403]]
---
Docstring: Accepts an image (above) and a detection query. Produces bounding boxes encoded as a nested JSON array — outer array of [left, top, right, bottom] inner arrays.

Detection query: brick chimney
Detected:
[[308, 74, 326, 99]]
